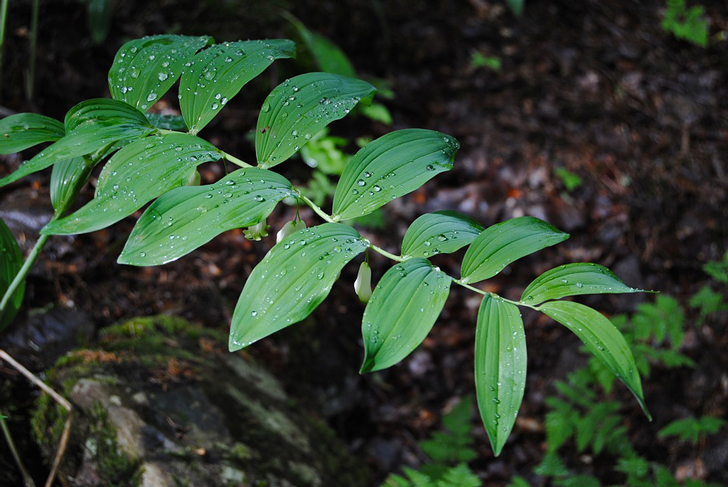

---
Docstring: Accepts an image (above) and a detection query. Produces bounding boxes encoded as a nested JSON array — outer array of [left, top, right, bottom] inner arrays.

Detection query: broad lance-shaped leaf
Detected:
[[401, 210, 483, 258], [229, 223, 368, 351], [1, 217, 24, 331], [360, 258, 451, 373], [0, 113, 65, 154], [284, 13, 357, 78], [42, 134, 222, 235], [109, 34, 212, 111], [180, 39, 296, 134], [145, 113, 187, 131], [539, 300, 650, 419], [461, 216, 569, 284], [119, 168, 295, 266], [0, 99, 155, 188], [256, 72, 375, 168], [521, 263, 644, 305], [332, 130, 459, 221], [50, 157, 98, 215], [475, 294, 527, 456], [64, 98, 150, 132]]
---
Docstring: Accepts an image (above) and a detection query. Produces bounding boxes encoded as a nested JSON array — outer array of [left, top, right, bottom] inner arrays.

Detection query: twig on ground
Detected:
[[0, 349, 73, 487]]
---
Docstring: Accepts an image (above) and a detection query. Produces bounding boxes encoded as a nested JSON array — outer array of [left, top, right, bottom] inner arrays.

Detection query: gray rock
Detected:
[[31, 316, 370, 487]]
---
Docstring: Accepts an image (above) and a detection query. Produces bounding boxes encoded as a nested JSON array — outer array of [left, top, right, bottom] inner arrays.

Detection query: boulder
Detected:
[[30, 316, 370, 487]]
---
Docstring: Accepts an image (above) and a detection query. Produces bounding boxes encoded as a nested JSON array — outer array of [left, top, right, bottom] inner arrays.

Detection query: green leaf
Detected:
[[521, 263, 643, 305], [507, 477, 532, 487], [539, 300, 650, 419], [87, 0, 113, 44], [534, 452, 569, 477], [50, 157, 97, 215], [285, 13, 357, 78], [119, 168, 294, 266], [229, 223, 367, 351], [0, 100, 155, 188], [42, 134, 222, 235], [332, 129, 459, 221], [180, 39, 295, 134], [0, 217, 24, 331], [658, 416, 725, 444], [109, 34, 212, 111], [401, 210, 483, 258], [64, 99, 151, 133], [438, 464, 482, 487], [255, 72, 375, 168], [145, 113, 188, 131], [506, 0, 525, 17], [474, 294, 527, 456], [0, 113, 65, 154], [360, 258, 451, 373], [461, 217, 569, 284], [554, 476, 601, 487]]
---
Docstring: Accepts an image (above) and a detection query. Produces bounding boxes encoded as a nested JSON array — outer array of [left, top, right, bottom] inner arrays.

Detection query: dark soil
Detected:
[[1, 0, 727, 486]]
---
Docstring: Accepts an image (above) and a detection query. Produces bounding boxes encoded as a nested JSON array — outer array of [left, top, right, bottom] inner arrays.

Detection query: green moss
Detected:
[[229, 442, 257, 461], [89, 402, 142, 487]]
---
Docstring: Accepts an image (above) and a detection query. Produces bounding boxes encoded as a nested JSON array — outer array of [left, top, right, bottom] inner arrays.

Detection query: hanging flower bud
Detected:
[[243, 219, 269, 241], [354, 261, 373, 303], [186, 170, 201, 186], [276, 219, 307, 244]]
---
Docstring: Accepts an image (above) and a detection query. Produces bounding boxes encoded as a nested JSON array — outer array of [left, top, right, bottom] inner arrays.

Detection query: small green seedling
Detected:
[[470, 51, 502, 72], [658, 416, 725, 445], [0, 34, 651, 455], [662, 0, 709, 47]]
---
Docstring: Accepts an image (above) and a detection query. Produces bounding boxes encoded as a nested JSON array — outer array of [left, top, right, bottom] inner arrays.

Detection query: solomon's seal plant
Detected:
[[0, 34, 651, 455]]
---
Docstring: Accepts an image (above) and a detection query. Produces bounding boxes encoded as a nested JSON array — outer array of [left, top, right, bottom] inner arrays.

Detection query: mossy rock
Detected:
[[31, 316, 370, 487]]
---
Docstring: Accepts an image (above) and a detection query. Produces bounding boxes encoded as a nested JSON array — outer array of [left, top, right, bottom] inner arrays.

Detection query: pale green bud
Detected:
[[354, 261, 373, 303], [276, 219, 306, 244], [243, 219, 269, 241]]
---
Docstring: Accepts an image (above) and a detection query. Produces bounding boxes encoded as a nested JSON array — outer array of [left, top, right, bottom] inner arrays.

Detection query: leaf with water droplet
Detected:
[[332, 129, 459, 221], [461, 217, 569, 284], [521, 263, 647, 305], [145, 113, 188, 131], [180, 39, 295, 134], [0, 217, 24, 331], [475, 294, 526, 456], [109, 35, 212, 111], [1, 99, 154, 188], [50, 157, 99, 215], [539, 300, 650, 419], [360, 258, 451, 373], [256, 72, 375, 168], [402, 210, 484, 258], [229, 223, 367, 351], [119, 168, 294, 266], [42, 134, 222, 235], [0, 113, 65, 155]]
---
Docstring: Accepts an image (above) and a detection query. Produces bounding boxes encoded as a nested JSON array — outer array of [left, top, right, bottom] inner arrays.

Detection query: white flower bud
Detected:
[[354, 261, 373, 303], [243, 219, 269, 241], [276, 219, 306, 243]]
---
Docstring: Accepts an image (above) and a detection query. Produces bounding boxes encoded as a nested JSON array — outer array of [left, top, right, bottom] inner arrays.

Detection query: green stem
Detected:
[[27, 0, 39, 101], [222, 151, 253, 168], [295, 188, 539, 311], [0, 233, 49, 314], [297, 194, 335, 223], [0, 0, 8, 99], [1, 416, 37, 487], [453, 278, 540, 310], [369, 244, 406, 262]]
